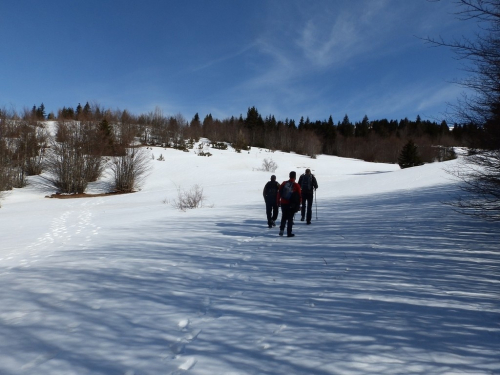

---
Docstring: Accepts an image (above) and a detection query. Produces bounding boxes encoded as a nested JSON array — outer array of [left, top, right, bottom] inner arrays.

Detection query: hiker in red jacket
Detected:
[[277, 171, 302, 237]]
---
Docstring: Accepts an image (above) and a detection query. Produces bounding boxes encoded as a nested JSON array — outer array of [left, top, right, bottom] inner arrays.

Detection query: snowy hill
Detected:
[[0, 145, 499, 375]]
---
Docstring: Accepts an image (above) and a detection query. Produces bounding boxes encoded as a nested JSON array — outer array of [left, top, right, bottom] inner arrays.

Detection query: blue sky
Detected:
[[0, 0, 476, 123]]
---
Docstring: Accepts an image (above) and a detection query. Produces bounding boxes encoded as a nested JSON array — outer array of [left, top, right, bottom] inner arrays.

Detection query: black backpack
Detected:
[[301, 174, 313, 191], [265, 182, 278, 201], [280, 181, 294, 200]]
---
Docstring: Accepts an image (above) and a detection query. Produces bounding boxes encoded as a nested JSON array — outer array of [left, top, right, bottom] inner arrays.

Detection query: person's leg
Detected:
[[306, 194, 313, 223], [266, 202, 273, 226], [279, 205, 288, 235], [300, 202, 305, 221], [271, 203, 279, 223], [286, 209, 294, 236]]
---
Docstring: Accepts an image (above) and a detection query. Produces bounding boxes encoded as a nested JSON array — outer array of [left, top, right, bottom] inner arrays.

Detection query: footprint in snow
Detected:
[[178, 319, 189, 330], [273, 324, 287, 334], [178, 357, 197, 371]]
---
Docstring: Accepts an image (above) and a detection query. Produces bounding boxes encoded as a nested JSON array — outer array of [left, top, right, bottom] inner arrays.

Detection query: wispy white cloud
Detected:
[[416, 84, 464, 112], [339, 81, 464, 122], [225, 0, 467, 122], [294, 1, 392, 69], [239, 0, 403, 92], [191, 43, 258, 72]]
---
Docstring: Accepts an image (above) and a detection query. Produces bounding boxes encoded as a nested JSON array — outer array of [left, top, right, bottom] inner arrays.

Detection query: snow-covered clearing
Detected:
[[0, 144, 499, 375]]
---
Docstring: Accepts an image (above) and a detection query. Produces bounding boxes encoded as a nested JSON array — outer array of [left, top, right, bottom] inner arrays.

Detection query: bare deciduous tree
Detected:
[[109, 147, 151, 193], [427, 0, 500, 220], [45, 121, 106, 194]]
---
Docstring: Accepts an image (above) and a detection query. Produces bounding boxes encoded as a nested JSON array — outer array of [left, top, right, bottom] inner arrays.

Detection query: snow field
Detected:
[[0, 144, 498, 374]]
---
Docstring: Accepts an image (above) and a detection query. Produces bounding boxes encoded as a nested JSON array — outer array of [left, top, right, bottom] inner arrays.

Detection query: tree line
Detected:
[[3, 1, 497, 217], [0, 100, 485, 197]]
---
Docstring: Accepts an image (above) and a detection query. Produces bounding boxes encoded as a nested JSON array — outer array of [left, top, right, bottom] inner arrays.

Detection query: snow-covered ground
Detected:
[[0, 142, 499, 375]]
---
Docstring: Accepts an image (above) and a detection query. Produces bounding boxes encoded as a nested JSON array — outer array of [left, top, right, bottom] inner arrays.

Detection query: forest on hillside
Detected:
[[0, 101, 484, 195]]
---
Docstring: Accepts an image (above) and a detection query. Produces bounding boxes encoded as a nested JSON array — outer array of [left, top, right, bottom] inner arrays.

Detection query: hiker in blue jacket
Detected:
[[263, 175, 280, 228], [298, 169, 318, 225]]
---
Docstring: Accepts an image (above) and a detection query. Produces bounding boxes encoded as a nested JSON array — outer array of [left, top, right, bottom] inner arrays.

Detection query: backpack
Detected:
[[280, 181, 294, 200], [281, 181, 300, 213], [265, 182, 278, 202], [301, 174, 312, 191]]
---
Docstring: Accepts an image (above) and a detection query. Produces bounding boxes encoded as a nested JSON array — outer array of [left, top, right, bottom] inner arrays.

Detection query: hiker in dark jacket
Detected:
[[277, 171, 302, 237], [298, 168, 318, 225], [263, 175, 280, 228]]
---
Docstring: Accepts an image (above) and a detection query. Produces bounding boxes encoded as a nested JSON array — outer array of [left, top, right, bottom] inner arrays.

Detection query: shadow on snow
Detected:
[[0, 184, 499, 374]]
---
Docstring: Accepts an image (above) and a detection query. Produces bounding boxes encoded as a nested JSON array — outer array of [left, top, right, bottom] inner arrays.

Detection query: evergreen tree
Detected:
[[36, 103, 46, 120], [191, 113, 200, 125], [338, 114, 354, 137], [440, 120, 450, 135], [398, 140, 423, 169], [355, 115, 370, 137], [244, 106, 264, 147], [76, 103, 83, 118], [189, 113, 202, 140], [82, 102, 91, 119], [245, 107, 263, 128]]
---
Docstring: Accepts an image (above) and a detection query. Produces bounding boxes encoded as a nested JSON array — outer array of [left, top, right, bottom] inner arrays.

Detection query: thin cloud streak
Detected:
[[191, 43, 259, 72], [0, 1, 476, 123], [224, 0, 470, 122]]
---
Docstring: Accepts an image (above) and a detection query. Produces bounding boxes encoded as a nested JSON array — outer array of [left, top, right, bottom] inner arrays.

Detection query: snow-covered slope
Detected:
[[0, 145, 498, 375]]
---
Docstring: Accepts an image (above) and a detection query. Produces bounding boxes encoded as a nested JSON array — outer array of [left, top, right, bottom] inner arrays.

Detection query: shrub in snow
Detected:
[[109, 147, 151, 193], [173, 184, 205, 211], [210, 141, 228, 150], [261, 158, 278, 173], [44, 122, 105, 194]]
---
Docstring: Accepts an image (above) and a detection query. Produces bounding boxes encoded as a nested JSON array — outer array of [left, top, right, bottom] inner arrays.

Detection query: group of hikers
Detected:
[[263, 169, 318, 237]]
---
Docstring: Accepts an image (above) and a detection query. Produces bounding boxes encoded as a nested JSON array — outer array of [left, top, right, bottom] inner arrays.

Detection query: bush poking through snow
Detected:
[[211, 141, 228, 150], [44, 123, 105, 194], [261, 158, 278, 173], [109, 147, 151, 193], [173, 184, 205, 211]]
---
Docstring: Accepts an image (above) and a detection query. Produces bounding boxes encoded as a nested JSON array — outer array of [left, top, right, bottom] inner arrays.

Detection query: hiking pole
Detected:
[[315, 189, 318, 220]]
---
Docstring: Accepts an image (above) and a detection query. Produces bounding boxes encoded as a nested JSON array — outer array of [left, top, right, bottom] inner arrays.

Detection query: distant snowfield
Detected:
[[1, 143, 499, 375]]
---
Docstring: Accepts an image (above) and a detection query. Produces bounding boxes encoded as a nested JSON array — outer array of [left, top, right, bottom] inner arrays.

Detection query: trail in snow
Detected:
[[0, 148, 498, 374]]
